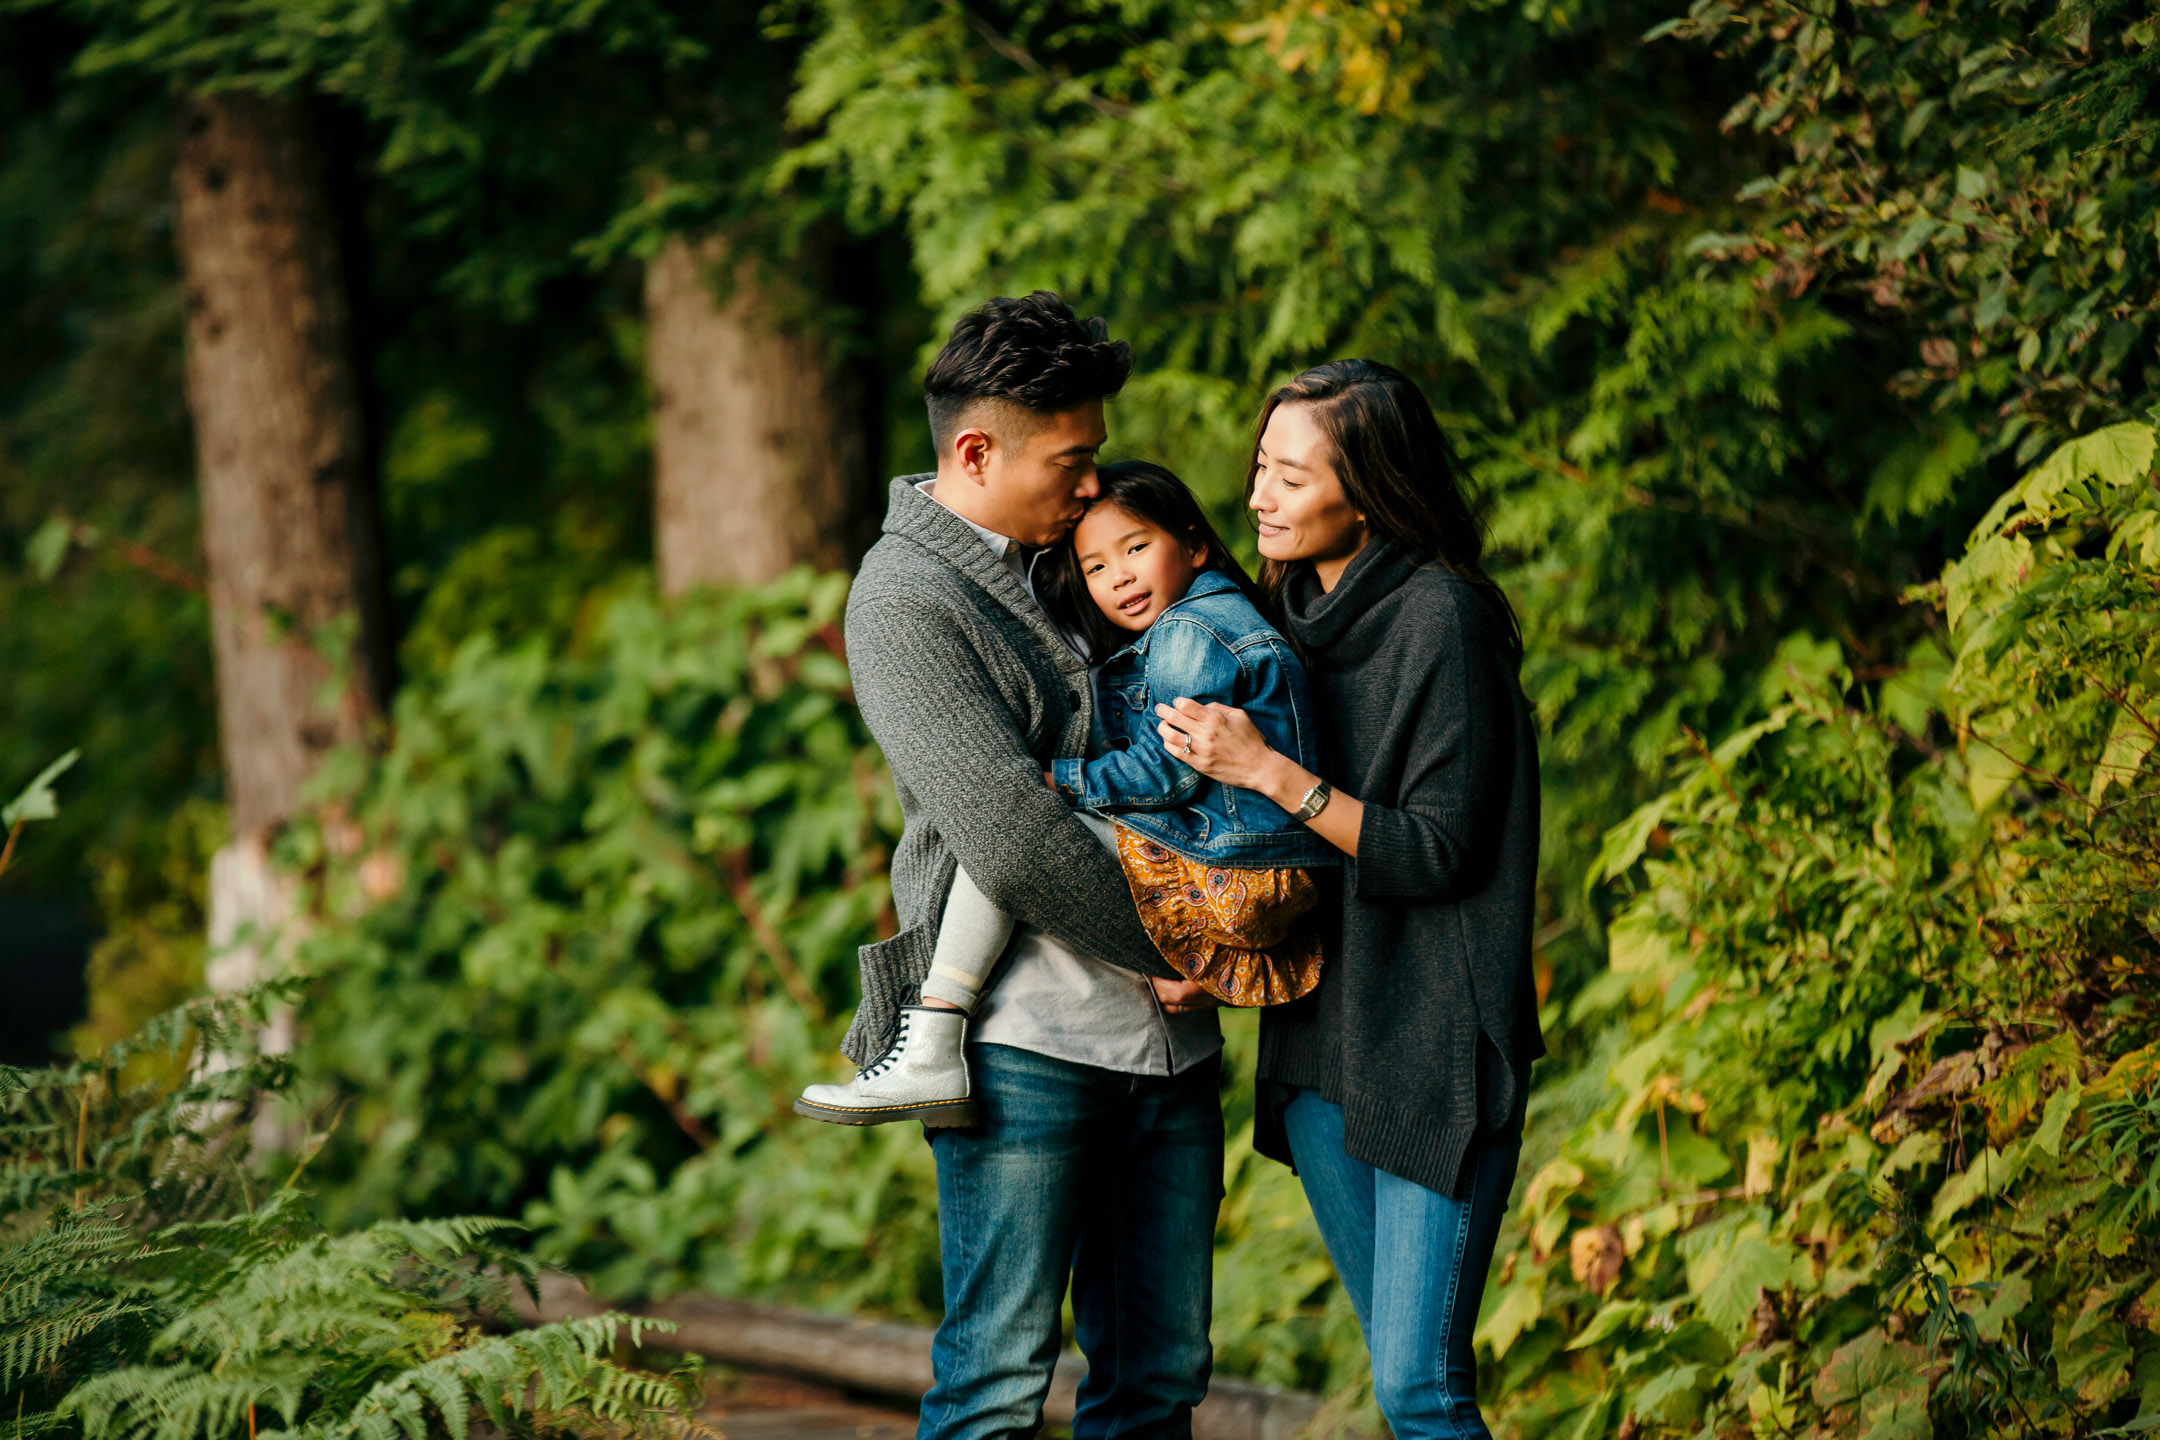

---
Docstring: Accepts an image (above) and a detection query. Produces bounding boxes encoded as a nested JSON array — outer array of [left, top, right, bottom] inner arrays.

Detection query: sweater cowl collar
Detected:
[[1281, 535, 1422, 659]]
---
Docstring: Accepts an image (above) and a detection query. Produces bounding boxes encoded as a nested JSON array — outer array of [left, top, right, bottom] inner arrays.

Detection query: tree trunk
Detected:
[[645, 234, 868, 594], [174, 92, 389, 996]]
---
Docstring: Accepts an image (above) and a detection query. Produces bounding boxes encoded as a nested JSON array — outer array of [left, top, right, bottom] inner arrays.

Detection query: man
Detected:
[[834, 292, 1223, 1440]]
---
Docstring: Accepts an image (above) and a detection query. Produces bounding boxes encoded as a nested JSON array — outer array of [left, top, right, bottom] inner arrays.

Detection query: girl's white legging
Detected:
[[918, 814, 1117, 1013]]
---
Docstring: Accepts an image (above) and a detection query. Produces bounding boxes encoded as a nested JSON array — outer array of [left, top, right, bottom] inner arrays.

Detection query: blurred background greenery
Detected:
[[3, 0, 2157, 1432]]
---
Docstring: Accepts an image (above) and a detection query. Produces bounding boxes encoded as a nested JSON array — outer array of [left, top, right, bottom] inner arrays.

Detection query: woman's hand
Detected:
[[1150, 977, 1224, 1013], [1154, 698, 1286, 792], [1156, 697, 1366, 858]]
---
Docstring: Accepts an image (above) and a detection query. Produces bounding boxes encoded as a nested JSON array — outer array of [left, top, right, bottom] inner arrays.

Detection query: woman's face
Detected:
[[1073, 503, 1207, 633], [1249, 402, 1366, 567]]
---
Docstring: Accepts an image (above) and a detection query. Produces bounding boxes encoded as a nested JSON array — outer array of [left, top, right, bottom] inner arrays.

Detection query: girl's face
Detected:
[[1073, 503, 1207, 633], [1249, 402, 1367, 567]]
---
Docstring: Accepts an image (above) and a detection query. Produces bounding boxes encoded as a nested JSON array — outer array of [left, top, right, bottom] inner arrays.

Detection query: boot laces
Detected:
[[858, 1013, 911, 1080]]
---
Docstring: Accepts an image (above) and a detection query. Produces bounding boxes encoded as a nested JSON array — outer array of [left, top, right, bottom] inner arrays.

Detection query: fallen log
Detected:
[[514, 1273, 1349, 1440]]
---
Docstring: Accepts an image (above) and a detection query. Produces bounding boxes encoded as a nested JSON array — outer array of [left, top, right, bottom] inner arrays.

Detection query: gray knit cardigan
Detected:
[[839, 477, 1173, 1065]]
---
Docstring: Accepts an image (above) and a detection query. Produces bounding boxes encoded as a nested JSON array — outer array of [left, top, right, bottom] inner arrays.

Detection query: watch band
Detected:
[[1293, 779, 1332, 822]]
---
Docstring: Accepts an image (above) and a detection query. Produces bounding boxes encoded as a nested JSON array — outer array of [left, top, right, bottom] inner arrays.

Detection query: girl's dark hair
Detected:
[[1246, 359, 1520, 657], [1041, 460, 1271, 660]]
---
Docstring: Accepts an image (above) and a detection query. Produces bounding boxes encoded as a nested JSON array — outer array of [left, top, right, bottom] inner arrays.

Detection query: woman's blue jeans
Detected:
[[1282, 1091, 1520, 1440]]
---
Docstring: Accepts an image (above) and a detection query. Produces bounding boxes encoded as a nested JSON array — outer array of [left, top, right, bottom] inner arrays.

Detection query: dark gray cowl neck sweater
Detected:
[[1256, 536, 1546, 1197]]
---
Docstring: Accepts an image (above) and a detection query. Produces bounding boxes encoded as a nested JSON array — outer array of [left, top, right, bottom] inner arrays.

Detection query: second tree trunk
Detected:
[[645, 234, 866, 594]]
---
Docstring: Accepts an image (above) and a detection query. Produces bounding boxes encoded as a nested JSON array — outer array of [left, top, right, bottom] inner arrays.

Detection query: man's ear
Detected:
[[952, 425, 995, 484]]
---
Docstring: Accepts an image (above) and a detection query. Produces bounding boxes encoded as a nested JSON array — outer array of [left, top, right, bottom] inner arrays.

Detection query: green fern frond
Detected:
[[282, 1317, 684, 1440], [6, 993, 696, 1440]]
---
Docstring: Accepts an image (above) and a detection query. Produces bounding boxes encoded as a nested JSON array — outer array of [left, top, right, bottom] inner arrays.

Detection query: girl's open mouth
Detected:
[[1118, 591, 1153, 614]]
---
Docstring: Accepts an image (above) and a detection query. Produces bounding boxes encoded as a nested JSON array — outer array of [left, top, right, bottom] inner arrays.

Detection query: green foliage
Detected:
[[68, 798, 222, 1056], [1, 770, 701, 1440], [10, 0, 2160, 1427], [3, 1007, 701, 1440], [1484, 422, 2160, 1435], [280, 572, 938, 1309], [1671, 0, 2159, 455], [0, 32, 217, 911]]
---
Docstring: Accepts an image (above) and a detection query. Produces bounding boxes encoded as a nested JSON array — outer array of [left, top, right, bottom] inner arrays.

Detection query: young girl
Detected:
[[796, 461, 1339, 1127]]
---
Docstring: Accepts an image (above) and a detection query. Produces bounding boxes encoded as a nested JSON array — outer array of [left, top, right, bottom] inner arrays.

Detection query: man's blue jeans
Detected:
[[920, 1043, 1223, 1440], [1282, 1091, 1520, 1440]]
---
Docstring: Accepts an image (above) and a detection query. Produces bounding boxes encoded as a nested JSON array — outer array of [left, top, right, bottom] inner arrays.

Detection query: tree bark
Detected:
[[174, 92, 389, 999], [645, 234, 868, 594], [176, 92, 388, 838]]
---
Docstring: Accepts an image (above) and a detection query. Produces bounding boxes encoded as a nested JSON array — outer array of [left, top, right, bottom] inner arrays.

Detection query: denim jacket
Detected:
[[1051, 570, 1337, 869]]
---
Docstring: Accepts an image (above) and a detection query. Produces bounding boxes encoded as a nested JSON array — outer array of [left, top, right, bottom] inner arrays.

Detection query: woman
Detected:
[[1155, 360, 1542, 1439]]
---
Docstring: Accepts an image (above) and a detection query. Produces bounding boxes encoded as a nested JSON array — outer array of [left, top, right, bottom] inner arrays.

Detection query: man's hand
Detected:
[[1150, 977, 1223, 1013]]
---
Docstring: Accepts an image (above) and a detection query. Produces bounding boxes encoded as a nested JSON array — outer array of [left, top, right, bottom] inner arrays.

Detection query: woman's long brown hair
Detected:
[[1246, 359, 1521, 657]]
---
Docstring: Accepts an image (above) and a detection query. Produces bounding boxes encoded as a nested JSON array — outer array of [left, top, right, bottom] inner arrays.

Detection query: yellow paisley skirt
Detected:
[[1113, 826, 1325, 1007]]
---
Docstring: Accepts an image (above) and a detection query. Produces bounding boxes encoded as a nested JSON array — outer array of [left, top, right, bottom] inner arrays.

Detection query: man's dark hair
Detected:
[[924, 291, 1133, 451]]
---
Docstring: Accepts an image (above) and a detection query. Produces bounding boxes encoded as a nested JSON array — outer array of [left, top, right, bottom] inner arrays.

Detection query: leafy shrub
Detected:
[[1482, 423, 2160, 1435], [281, 571, 937, 1310], [0, 764, 700, 1440]]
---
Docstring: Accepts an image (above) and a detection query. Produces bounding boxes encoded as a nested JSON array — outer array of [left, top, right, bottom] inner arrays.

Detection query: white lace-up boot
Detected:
[[794, 1006, 977, 1128]]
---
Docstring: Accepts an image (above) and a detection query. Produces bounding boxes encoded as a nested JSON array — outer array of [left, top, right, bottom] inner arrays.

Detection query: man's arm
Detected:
[[849, 596, 1172, 979]]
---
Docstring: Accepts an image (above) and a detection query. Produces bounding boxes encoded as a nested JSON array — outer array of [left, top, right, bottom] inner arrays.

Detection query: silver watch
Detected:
[[1293, 779, 1332, 822]]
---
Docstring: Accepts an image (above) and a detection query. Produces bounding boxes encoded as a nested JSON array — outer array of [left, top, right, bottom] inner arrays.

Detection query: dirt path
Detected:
[[704, 1370, 918, 1440]]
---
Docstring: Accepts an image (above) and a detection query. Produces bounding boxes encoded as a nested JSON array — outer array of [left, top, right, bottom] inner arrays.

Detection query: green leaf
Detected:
[[1628, 1363, 1706, 1425], [26, 517, 74, 580], [2092, 699, 2158, 804], [1474, 1277, 1543, 1360], [2036, 1081, 2084, 1157], [1606, 906, 1681, 977], [2056, 1283, 2139, 1404], [1587, 796, 1666, 894], [1965, 735, 2032, 813], [1930, 1145, 2023, 1227], [1566, 1299, 1647, 1350], [1813, 1330, 1933, 1439], [1683, 1221, 1805, 1337], [3, 750, 82, 829], [1961, 1272, 2032, 1344], [1880, 638, 1952, 736]]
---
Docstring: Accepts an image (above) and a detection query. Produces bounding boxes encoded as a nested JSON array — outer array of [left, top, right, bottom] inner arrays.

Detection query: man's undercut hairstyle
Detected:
[[924, 291, 1134, 452]]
